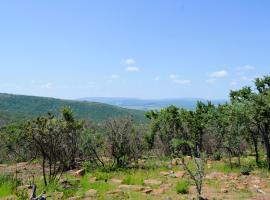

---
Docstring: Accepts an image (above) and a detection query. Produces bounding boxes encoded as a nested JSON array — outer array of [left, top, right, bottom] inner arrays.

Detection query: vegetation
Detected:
[[0, 93, 147, 124], [0, 75, 270, 199]]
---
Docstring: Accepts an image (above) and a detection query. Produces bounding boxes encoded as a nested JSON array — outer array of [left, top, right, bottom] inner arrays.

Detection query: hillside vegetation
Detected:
[[0, 93, 146, 124]]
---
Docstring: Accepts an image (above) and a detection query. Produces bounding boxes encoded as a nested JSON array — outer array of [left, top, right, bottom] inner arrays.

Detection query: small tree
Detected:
[[105, 117, 144, 168], [23, 108, 83, 185]]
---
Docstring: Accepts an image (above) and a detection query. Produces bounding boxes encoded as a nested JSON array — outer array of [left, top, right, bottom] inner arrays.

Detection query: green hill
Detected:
[[0, 93, 147, 124]]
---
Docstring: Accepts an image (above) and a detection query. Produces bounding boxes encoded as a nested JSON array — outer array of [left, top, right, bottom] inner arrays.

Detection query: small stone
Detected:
[[107, 189, 123, 195], [84, 189, 97, 197], [221, 188, 229, 193], [144, 179, 162, 186], [171, 159, 178, 166], [160, 171, 171, 176], [89, 177, 97, 183], [152, 188, 165, 195], [174, 171, 185, 178], [110, 178, 123, 184], [119, 184, 144, 191], [142, 189, 153, 194], [51, 192, 64, 200], [75, 169, 85, 177]]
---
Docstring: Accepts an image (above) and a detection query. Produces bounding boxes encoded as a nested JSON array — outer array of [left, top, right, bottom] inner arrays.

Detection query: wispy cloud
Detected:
[[209, 70, 228, 78], [206, 78, 217, 84], [122, 58, 136, 65], [125, 66, 140, 72], [236, 65, 256, 71]]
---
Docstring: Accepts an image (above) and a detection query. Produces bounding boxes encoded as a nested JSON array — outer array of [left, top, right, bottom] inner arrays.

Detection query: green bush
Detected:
[[241, 165, 253, 175], [212, 152, 222, 161], [176, 180, 189, 194]]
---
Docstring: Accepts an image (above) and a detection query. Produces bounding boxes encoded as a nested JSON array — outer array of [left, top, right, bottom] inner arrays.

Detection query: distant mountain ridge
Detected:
[[0, 93, 147, 125], [79, 97, 227, 110]]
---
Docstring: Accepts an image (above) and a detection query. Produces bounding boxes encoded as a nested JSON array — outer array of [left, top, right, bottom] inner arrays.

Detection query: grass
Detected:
[[1, 156, 270, 199], [0, 175, 18, 197], [176, 180, 190, 194]]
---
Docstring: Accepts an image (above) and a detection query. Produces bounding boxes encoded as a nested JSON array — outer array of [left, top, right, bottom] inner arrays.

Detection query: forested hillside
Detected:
[[0, 93, 146, 124]]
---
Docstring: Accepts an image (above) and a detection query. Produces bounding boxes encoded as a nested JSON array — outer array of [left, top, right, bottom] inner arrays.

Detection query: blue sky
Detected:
[[0, 0, 269, 100]]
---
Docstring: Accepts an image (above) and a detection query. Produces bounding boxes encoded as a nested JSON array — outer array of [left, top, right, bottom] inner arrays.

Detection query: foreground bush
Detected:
[[176, 180, 189, 194]]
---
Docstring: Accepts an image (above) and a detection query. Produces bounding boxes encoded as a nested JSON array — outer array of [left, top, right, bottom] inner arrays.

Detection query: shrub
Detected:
[[176, 180, 189, 194], [241, 165, 253, 175], [212, 152, 221, 161]]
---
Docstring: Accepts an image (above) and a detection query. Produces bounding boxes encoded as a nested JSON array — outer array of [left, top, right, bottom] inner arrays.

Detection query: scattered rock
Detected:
[[110, 178, 123, 184], [142, 188, 153, 194], [107, 189, 123, 195], [205, 172, 226, 180], [75, 169, 85, 177], [84, 189, 97, 197], [171, 159, 178, 166], [144, 179, 162, 186], [89, 177, 97, 183], [174, 171, 185, 178], [221, 188, 229, 193], [119, 184, 144, 191], [51, 192, 64, 200], [152, 188, 165, 195], [160, 171, 172, 176]]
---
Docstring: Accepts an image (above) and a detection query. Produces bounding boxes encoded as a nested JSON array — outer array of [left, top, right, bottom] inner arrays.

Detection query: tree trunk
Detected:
[[42, 158, 47, 186]]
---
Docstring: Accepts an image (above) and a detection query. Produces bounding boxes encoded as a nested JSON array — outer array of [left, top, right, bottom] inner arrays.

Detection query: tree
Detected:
[[105, 117, 145, 167], [23, 108, 83, 185]]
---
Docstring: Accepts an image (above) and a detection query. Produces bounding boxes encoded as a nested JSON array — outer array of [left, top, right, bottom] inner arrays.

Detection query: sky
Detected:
[[0, 0, 269, 100]]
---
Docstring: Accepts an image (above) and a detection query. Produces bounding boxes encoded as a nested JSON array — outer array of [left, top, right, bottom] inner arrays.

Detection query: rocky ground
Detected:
[[0, 158, 270, 200]]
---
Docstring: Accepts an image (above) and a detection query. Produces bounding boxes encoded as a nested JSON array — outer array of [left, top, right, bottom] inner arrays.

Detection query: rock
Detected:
[[110, 178, 123, 184], [144, 179, 162, 186], [160, 171, 172, 176], [205, 172, 226, 180], [174, 171, 185, 178], [171, 159, 178, 166], [221, 188, 229, 193], [186, 156, 192, 160], [84, 189, 97, 197], [51, 192, 64, 199], [119, 184, 144, 191], [142, 188, 153, 194], [107, 189, 123, 195], [152, 188, 165, 195], [75, 169, 85, 177], [160, 183, 173, 189], [89, 177, 97, 183]]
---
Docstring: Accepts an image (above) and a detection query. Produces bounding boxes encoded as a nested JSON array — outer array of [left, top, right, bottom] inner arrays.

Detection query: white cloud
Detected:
[[206, 78, 217, 84], [169, 74, 177, 79], [172, 79, 191, 85], [125, 66, 140, 72], [209, 70, 228, 78], [111, 74, 120, 79], [236, 65, 256, 71], [154, 76, 160, 81], [122, 58, 136, 65]]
